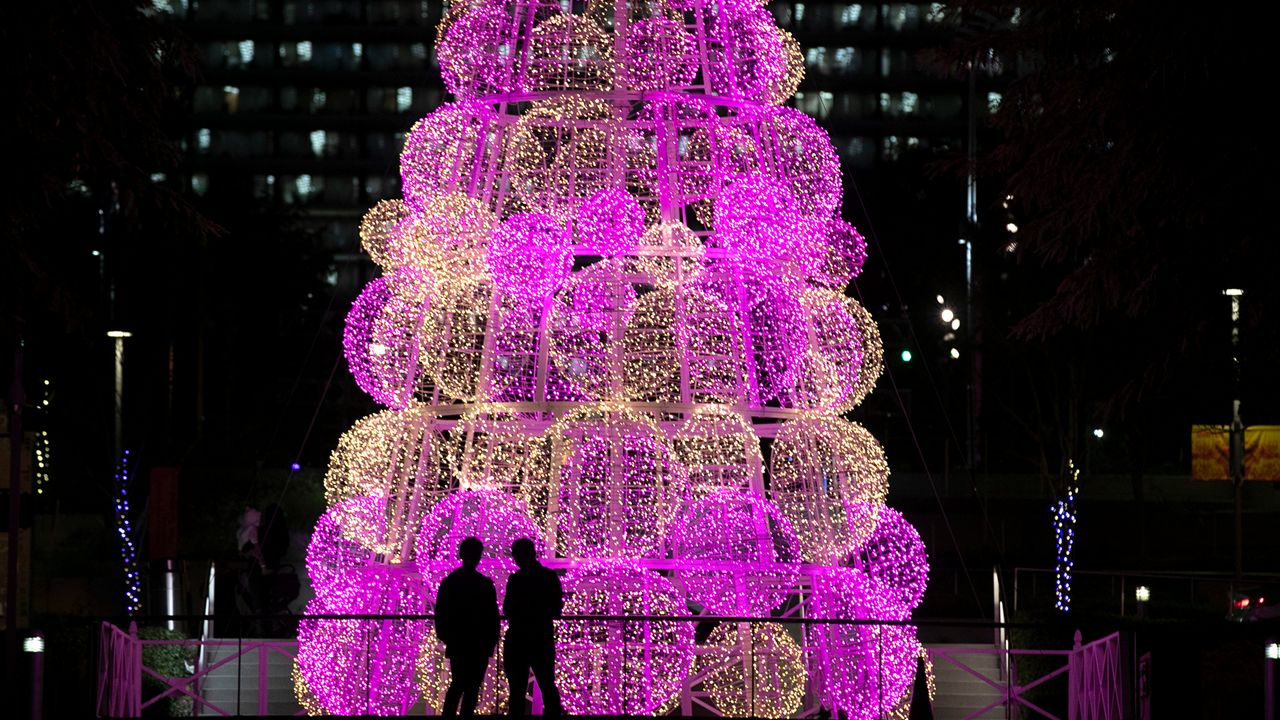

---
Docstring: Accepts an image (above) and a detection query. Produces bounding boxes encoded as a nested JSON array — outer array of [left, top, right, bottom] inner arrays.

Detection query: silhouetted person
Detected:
[[503, 538, 563, 716], [434, 537, 500, 716]]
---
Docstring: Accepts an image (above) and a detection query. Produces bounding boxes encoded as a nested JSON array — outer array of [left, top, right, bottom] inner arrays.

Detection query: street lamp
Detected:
[[1135, 585, 1150, 619]]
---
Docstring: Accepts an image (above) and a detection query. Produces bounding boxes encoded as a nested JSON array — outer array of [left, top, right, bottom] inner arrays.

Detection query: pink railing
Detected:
[[97, 620, 1125, 718], [95, 622, 301, 718], [1070, 631, 1124, 720], [928, 630, 1123, 720], [97, 621, 141, 717]]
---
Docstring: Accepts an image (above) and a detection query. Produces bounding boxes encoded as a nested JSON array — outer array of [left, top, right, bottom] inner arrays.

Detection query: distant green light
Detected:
[[900, 349, 913, 362]]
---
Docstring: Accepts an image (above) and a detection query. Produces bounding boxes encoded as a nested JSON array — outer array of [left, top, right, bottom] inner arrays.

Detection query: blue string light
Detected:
[[114, 450, 142, 615], [1052, 460, 1080, 612]]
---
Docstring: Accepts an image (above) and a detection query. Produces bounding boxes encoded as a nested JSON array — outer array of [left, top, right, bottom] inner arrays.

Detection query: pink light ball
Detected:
[[854, 506, 929, 612], [307, 495, 393, 598], [342, 271, 434, 410], [487, 212, 573, 301], [414, 489, 546, 600], [296, 565, 429, 716], [436, 5, 518, 100], [400, 102, 493, 212], [618, 16, 696, 91], [755, 105, 842, 218], [557, 561, 695, 715], [707, 4, 787, 102], [668, 490, 802, 615], [578, 187, 644, 257], [714, 175, 820, 272], [812, 217, 869, 288]]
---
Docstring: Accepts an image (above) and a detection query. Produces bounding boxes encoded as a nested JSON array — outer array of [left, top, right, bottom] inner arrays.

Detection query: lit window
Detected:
[[805, 47, 826, 69], [310, 130, 327, 157], [878, 92, 890, 113], [794, 3, 805, 23], [238, 40, 255, 65], [149, 173, 167, 183], [352, 42, 364, 60], [297, 174, 313, 198], [197, 128, 211, 151], [883, 136, 900, 161], [223, 85, 240, 112], [310, 90, 327, 112], [840, 4, 862, 26], [396, 87, 413, 112], [412, 43, 427, 60], [1011, 7, 1022, 25], [926, 3, 945, 22], [901, 91, 918, 114], [906, 136, 920, 148], [987, 92, 1002, 113], [151, 0, 172, 12], [297, 41, 313, 62], [834, 47, 855, 73], [890, 5, 908, 30], [191, 173, 209, 196]]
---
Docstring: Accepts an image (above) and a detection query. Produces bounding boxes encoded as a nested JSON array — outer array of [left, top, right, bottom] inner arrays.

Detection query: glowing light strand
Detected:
[[1053, 460, 1080, 612], [113, 450, 142, 615]]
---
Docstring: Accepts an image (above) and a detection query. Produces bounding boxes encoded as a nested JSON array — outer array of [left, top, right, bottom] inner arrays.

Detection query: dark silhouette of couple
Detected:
[[433, 537, 564, 716]]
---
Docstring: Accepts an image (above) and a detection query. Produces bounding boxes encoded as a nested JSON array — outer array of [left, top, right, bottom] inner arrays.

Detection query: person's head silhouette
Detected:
[[511, 537, 537, 569], [458, 537, 484, 569]]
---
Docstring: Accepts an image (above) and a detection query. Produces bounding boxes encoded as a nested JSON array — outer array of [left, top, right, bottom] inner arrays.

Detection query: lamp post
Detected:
[[1223, 289, 1244, 579], [107, 331, 132, 461]]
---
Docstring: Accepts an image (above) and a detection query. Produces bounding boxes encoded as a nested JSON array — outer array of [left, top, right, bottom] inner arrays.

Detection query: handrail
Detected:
[[193, 561, 216, 716], [98, 616, 1131, 719]]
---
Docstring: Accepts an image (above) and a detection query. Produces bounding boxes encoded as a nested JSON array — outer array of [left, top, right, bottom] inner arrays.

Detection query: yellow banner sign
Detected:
[[1191, 425, 1280, 481]]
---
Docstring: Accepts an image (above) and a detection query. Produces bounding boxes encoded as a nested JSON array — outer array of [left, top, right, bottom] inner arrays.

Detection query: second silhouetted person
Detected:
[[503, 538, 563, 716], [434, 537, 500, 716]]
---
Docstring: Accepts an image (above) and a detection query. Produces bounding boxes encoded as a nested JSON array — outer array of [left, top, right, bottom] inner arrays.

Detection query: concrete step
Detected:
[[925, 644, 1008, 720], [198, 640, 302, 716]]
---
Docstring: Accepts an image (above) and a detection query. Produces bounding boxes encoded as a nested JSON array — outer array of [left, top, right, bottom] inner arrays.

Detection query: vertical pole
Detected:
[[6, 338, 24, 701], [113, 335, 125, 462], [1225, 289, 1244, 579], [965, 51, 978, 475]]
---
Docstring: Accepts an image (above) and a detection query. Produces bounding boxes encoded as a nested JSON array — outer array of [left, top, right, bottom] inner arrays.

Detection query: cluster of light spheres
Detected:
[[557, 561, 695, 715], [301, 0, 932, 715]]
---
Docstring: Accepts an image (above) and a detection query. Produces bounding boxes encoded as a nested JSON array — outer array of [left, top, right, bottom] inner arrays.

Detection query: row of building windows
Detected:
[[154, 0, 434, 24], [193, 85, 441, 115], [200, 40, 428, 71], [191, 128, 405, 158], [772, 3, 953, 32], [190, 171, 401, 206], [793, 90, 999, 119]]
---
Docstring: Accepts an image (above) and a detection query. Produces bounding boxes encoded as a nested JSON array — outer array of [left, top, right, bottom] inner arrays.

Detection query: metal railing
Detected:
[[96, 614, 1127, 719]]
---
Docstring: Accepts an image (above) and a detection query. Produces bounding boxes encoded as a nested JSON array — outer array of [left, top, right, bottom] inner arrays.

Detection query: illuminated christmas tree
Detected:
[[294, 0, 931, 716]]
